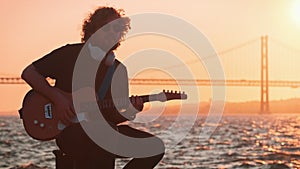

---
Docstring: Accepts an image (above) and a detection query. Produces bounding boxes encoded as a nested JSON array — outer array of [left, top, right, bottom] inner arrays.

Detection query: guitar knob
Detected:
[[34, 120, 38, 125], [40, 123, 45, 128]]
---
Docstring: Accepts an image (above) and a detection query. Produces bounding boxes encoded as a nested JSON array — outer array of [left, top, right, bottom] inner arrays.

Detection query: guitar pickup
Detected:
[[44, 103, 53, 119]]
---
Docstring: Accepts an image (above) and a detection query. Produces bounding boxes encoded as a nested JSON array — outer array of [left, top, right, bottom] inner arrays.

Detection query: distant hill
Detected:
[[0, 110, 19, 116], [1, 98, 300, 116], [223, 98, 300, 114], [143, 98, 300, 115]]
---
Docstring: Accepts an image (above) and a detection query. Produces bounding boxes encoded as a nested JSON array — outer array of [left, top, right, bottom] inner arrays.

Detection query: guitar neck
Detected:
[[97, 94, 155, 110], [139, 94, 153, 103], [83, 90, 186, 110]]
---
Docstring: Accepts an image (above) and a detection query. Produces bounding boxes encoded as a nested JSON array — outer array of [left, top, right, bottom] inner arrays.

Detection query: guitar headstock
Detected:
[[156, 89, 187, 102]]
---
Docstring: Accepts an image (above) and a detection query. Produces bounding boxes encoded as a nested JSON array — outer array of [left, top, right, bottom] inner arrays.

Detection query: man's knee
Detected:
[[155, 137, 165, 154]]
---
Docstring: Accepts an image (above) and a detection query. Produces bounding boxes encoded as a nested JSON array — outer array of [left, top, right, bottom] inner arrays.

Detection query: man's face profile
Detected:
[[92, 17, 128, 51]]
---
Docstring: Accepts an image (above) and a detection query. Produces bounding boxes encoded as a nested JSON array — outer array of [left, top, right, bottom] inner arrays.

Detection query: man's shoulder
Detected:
[[51, 43, 84, 54], [64, 43, 84, 50], [115, 59, 126, 68]]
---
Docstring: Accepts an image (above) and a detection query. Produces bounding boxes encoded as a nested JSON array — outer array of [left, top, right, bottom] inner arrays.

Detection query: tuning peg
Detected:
[[175, 91, 177, 94], [183, 91, 185, 94], [163, 89, 165, 92]]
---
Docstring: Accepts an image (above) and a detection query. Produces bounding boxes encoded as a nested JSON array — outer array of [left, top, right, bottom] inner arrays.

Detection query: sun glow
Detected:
[[291, 1, 300, 24]]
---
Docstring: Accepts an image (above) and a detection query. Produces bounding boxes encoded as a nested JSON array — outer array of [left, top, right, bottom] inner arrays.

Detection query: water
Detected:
[[1, 114, 300, 169]]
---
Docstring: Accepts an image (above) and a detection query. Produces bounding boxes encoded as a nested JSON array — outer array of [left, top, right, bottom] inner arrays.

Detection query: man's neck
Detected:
[[88, 43, 115, 66]]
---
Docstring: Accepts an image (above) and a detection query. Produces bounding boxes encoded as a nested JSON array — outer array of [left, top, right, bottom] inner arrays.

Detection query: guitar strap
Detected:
[[97, 62, 116, 100]]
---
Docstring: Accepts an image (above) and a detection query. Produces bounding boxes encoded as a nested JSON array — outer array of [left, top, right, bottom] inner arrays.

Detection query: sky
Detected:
[[0, 0, 300, 112]]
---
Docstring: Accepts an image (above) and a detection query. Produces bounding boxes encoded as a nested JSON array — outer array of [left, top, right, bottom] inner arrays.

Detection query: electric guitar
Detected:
[[19, 87, 187, 141]]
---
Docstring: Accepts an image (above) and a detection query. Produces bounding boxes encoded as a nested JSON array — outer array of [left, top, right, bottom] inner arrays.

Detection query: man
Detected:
[[21, 6, 164, 169]]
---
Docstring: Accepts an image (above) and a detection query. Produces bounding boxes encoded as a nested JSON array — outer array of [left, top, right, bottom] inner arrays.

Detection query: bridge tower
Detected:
[[260, 35, 270, 113]]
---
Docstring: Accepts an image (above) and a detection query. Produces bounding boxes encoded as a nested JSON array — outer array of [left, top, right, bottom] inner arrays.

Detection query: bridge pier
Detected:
[[260, 35, 270, 114]]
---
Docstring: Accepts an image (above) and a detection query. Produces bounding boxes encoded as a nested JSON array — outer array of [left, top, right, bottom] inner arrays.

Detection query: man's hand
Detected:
[[21, 64, 76, 125], [52, 91, 76, 125], [130, 95, 144, 112]]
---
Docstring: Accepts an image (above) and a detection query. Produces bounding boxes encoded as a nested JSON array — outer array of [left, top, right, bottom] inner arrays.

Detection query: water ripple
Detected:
[[1, 115, 300, 169]]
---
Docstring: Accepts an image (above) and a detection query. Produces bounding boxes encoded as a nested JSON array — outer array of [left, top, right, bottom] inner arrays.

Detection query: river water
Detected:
[[1, 114, 300, 169]]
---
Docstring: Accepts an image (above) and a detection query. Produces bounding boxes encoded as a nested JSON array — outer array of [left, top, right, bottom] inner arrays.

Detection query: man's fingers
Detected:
[[67, 106, 75, 117], [70, 106, 76, 116], [130, 95, 135, 104], [137, 97, 143, 104], [130, 95, 143, 103], [61, 115, 70, 126], [130, 95, 144, 111], [66, 108, 75, 122]]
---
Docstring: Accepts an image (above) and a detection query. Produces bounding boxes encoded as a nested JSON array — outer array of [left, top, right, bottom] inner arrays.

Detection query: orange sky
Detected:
[[1, 0, 300, 112]]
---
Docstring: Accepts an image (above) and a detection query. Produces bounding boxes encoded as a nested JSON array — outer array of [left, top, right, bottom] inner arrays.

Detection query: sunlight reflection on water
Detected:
[[1, 114, 299, 169]]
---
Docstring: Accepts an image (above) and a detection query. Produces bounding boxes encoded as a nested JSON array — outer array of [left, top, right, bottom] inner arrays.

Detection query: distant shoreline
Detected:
[[1, 98, 300, 116]]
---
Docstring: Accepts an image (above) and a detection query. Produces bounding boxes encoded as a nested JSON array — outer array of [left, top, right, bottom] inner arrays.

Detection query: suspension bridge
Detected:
[[1, 77, 300, 88], [1, 35, 300, 113]]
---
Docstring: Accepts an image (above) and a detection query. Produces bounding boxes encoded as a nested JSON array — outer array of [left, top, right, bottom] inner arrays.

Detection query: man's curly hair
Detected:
[[81, 6, 131, 43]]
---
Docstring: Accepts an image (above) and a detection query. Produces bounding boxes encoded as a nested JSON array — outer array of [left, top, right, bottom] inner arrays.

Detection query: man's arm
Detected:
[[22, 64, 57, 100], [21, 64, 75, 125], [109, 64, 144, 124]]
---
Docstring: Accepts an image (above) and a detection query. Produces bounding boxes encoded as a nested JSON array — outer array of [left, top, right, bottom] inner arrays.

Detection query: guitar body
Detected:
[[20, 88, 95, 141], [21, 90, 61, 141]]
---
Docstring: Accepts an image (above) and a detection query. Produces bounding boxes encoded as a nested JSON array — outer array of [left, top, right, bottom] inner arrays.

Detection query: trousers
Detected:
[[56, 123, 165, 169]]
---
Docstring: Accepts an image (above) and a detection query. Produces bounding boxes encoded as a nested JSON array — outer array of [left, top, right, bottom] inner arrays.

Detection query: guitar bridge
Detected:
[[44, 103, 53, 119]]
